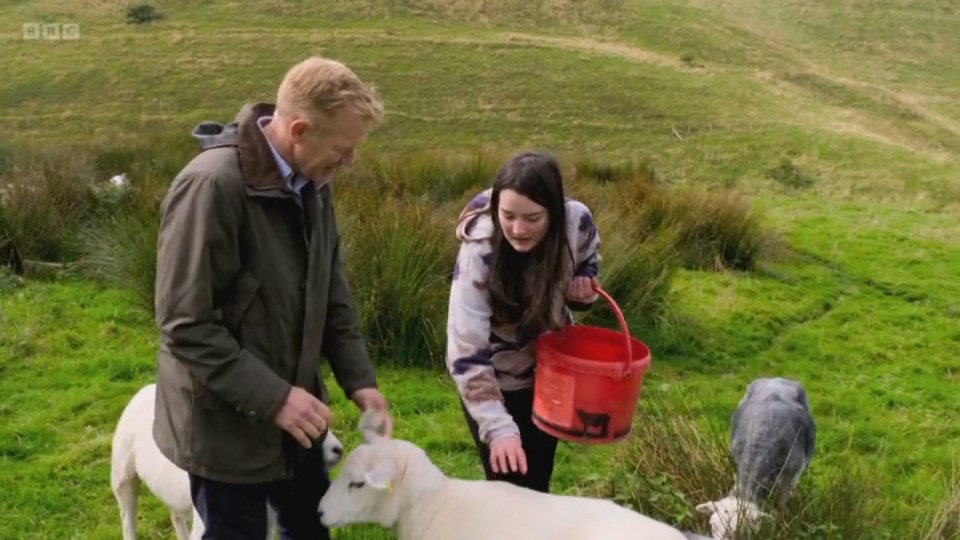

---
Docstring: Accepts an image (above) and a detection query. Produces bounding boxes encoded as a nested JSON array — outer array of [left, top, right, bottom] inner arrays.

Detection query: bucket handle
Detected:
[[590, 280, 633, 378]]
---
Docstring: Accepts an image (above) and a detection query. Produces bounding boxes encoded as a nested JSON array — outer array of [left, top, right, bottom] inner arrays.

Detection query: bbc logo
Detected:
[[22, 23, 80, 40]]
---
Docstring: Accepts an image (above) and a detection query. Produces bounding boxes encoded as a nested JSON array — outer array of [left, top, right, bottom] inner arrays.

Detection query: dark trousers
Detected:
[[189, 440, 330, 540], [462, 387, 559, 493]]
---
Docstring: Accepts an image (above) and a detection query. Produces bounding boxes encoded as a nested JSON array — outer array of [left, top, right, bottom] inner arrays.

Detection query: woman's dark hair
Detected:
[[488, 151, 571, 338]]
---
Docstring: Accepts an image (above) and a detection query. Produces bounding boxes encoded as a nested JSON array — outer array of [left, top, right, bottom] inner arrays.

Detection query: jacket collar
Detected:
[[193, 102, 326, 205], [235, 102, 290, 192]]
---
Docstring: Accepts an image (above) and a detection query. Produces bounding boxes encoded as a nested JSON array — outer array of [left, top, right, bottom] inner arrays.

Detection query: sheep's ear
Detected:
[[358, 409, 388, 444], [695, 502, 717, 515], [363, 460, 397, 492]]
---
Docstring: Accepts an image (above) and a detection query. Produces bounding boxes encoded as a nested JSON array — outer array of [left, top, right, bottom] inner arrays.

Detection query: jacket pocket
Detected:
[[190, 402, 282, 470], [222, 270, 261, 334]]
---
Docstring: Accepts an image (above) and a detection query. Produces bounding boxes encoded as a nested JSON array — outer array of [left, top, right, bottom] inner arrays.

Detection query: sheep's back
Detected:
[[731, 400, 814, 501], [411, 480, 686, 539]]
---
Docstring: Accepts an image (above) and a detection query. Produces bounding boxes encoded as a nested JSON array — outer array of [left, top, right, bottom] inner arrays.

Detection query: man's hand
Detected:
[[489, 435, 527, 475], [274, 386, 332, 449], [350, 388, 393, 438]]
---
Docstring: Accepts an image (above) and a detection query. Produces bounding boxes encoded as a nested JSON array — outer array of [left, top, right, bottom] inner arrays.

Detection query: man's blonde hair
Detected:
[[275, 56, 384, 130]]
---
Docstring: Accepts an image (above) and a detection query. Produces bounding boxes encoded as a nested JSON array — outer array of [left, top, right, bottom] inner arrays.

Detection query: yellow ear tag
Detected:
[[385, 480, 393, 494]]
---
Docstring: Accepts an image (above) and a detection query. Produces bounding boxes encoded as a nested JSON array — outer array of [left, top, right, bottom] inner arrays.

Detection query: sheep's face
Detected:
[[695, 496, 769, 539], [319, 443, 400, 529], [321, 430, 345, 471]]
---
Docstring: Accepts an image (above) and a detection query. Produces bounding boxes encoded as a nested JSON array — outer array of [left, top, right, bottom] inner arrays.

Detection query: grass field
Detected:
[[2, 1, 959, 538]]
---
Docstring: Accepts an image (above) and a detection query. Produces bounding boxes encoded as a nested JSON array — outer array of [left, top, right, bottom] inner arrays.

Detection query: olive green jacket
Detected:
[[152, 102, 377, 482]]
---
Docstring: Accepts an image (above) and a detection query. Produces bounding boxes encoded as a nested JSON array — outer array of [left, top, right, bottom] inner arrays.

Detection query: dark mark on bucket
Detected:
[[575, 409, 611, 439]]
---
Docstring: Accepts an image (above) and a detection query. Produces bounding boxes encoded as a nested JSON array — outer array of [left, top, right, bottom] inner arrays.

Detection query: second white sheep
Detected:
[[110, 383, 344, 540]]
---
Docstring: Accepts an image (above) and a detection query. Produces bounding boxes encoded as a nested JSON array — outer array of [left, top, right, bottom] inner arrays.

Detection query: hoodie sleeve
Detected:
[[446, 239, 520, 444], [566, 201, 602, 310]]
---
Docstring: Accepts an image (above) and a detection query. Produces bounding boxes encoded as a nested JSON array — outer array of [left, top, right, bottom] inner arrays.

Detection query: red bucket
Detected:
[[532, 283, 651, 443]]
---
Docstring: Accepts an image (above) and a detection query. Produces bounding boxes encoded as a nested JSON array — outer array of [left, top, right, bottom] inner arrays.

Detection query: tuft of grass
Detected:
[[666, 187, 783, 272], [126, 4, 164, 25], [73, 141, 182, 317], [767, 157, 816, 190], [337, 190, 457, 368], [78, 212, 159, 318], [577, 197, 682, 336], [340, 150, 499, 203], [596, 175, 782, 273], [573, 157, 656, 184], [0, 148, 101, 268], [921, 472, 960, 540]]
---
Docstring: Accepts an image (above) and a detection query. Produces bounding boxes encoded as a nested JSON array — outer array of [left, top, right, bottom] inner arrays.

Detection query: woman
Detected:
[[445, 151, 601, 493]]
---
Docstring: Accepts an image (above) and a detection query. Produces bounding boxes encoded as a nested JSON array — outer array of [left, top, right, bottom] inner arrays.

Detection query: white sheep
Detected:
[[695, 377, 816, 539], [110, 383, 344, 540], [318, 411, 690, 540]]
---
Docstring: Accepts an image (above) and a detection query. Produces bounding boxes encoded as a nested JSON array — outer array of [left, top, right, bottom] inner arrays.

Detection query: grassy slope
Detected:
[[4, 1, 960, 199], [2, 0, 959, 538]]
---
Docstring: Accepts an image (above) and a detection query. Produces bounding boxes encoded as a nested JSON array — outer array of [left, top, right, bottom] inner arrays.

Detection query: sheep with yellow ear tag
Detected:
[[317, 417, 689, 540]]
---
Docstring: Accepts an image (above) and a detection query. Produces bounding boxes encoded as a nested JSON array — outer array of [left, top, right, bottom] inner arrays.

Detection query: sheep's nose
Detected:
[[332, 446, 343, 456]]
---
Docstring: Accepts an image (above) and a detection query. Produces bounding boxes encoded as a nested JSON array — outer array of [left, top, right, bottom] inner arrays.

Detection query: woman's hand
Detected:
[[489, 435, 527, 475], [566, 276, 597, 303]]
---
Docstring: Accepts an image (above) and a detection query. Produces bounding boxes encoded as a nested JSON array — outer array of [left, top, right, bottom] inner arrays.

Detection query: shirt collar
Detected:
[[257, 116, 308, 194]]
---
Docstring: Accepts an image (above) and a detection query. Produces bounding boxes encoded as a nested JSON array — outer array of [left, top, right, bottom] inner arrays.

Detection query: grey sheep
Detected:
[[695, 377, 816, 539]]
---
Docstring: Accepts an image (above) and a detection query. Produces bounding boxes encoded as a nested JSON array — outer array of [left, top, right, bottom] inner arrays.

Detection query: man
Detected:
[[153, 56, 392, 539]]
